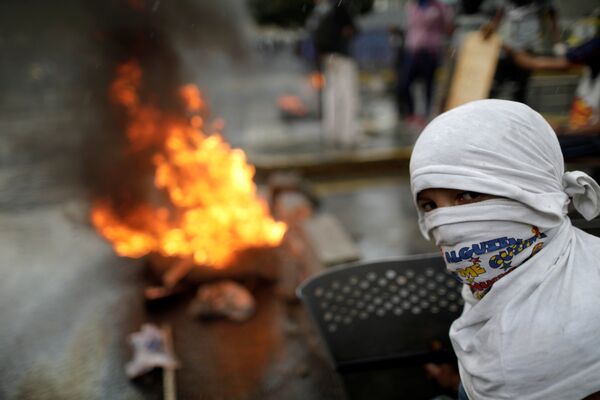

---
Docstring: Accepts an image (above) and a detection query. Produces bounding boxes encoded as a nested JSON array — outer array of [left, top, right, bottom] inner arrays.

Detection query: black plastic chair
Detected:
[[297, 254, 464, 400], [571, 216, 600, 237]]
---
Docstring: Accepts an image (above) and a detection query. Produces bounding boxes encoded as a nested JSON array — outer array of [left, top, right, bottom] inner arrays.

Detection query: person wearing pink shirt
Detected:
[[398, 0, 453, 125]]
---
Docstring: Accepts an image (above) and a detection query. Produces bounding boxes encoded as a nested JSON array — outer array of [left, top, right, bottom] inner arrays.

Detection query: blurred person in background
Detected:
[[504, 31, 600, 180], [398, 0, 454, 127], [481, 0, 560, 102], [307, 0, 359, 148], [506, 35, 600, 136]]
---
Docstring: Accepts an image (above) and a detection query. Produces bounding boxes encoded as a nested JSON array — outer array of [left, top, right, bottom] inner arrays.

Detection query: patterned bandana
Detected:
[[423, 200, 554, 296]]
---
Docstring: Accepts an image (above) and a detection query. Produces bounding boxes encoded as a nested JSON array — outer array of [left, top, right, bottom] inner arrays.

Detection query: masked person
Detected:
[[409, 99, 600, 399]]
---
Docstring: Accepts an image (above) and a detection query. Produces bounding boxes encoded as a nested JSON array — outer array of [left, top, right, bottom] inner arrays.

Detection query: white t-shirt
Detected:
[[495, 0, 553, 50]]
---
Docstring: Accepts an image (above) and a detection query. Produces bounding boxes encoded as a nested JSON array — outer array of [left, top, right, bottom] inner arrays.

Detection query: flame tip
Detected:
[[92, 63, 288, 269]]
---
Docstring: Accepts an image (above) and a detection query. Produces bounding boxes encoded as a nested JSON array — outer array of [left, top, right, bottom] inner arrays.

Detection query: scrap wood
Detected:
[[188, 280, 256, 322], [267, 171, 319, 212], [302, 213, 361, 267], [161, 324, 177, 400], [274, 191, 313, 223], [272, 190, 324, 301], [163, 258, 194, 289], [144, 258, 194, 301], [268, 171, 343, 299], [144, 285, 182, 301]]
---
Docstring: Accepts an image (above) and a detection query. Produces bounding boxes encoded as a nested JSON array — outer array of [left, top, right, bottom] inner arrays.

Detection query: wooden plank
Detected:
[[302, 213, 361, 266], [270, 188, 323, 301], [445, 32, 502, 111], [162, 324, 178, 400]]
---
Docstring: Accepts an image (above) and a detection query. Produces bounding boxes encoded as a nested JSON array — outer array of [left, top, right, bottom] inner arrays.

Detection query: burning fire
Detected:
[[277, 95, 308, 117], [92, 60, 286, 268], [309, 71, 325, 90]]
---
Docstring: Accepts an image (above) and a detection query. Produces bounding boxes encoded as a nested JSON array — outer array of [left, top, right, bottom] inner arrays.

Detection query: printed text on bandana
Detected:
[[446, 227, 546, 290]]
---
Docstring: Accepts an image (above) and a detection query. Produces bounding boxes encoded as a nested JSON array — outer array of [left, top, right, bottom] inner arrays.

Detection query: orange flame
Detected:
[[309, 72, 325, 90], [92, 61, 286, 268], [277, 95, 308, 117]]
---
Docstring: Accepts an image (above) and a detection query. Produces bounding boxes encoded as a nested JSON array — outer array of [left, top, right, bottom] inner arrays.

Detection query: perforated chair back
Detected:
[[297, 254, 464, 373], [572, 217, 600, 237]]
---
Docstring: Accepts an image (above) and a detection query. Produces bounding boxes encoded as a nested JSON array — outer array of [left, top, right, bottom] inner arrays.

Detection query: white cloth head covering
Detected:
[[409, 99, 600, 399]]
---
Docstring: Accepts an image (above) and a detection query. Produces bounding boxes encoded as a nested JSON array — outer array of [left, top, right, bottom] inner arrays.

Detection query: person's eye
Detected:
[[418, 201, 437, 212], [457, 191, 482, 203]]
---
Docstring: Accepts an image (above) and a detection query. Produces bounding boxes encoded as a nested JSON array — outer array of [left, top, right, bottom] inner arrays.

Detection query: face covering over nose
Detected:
[[423, 199, 554, 293]]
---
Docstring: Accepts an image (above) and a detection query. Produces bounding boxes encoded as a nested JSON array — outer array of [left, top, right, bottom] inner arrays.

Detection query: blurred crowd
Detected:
[[301, 0, 599, 153]]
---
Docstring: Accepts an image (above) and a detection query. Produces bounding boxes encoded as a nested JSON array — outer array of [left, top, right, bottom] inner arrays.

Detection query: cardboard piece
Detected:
[[445, 32, 502, 111]]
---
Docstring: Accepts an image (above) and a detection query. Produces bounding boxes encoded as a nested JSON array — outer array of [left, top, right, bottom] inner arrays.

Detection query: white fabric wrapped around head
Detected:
[[410, 99, 600, 238]]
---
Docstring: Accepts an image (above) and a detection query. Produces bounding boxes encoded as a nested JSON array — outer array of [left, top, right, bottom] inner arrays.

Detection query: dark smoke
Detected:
[[0, 0, 251, 212], [84, 0, 252, 214]]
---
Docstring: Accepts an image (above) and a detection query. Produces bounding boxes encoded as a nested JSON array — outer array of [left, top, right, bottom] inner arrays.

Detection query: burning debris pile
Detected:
[[91, 60, 286, 270], [80, 52, 289, 400], [94, 60, 293, 391]]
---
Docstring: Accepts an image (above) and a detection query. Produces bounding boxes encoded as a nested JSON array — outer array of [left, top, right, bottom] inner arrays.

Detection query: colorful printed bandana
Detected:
[[423, 200, 553, 294]]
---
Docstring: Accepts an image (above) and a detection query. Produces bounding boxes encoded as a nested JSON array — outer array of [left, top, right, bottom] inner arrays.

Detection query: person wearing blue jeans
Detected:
[[398, 0, 453, 123], [398, 49, 439, 119]]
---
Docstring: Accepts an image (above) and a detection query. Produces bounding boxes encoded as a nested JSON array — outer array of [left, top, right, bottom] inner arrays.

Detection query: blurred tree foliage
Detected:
[[248, 0, 374, 28]]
